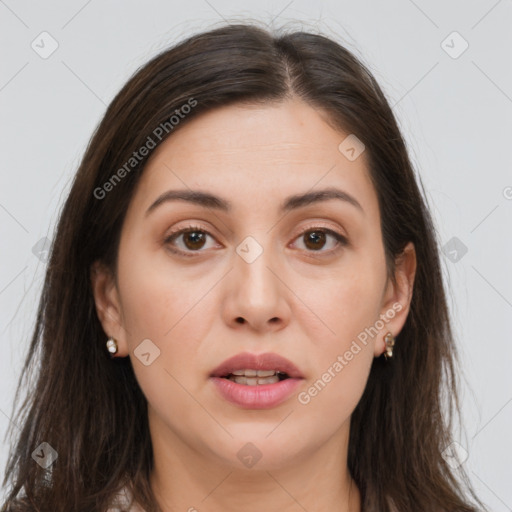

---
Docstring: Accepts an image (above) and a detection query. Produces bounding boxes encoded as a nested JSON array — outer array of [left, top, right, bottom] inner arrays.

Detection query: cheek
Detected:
[[296, 276, 378, 423], [296, 347, 372, 437], [117, 239, 212, 342], [117, 242, 221, 396], [116, 247, 218, 425], [294, 253, 384, 413], [304, 253, 385, 347]]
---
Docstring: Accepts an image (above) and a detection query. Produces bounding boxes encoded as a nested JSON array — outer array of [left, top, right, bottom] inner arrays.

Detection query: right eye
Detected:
[[164, 224, 220, 257]]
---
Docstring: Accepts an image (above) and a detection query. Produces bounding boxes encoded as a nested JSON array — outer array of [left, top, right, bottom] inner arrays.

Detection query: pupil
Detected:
[[305, 231, 325, 250], [185, 231, 205, 250]]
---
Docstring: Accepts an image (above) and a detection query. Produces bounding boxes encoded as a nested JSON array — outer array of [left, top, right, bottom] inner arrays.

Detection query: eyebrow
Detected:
[[145, 187, 364, 217]]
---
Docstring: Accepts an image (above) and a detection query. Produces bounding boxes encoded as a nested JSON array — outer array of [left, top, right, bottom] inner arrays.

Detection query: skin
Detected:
[[91, 97, 416, 512]]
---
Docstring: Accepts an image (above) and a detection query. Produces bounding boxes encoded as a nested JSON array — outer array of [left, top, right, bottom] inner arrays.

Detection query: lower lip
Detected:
[[210, 377, 303, 409]]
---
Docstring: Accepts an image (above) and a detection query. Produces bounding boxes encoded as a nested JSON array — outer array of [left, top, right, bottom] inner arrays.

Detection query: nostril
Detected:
[[235, 317, 245, 324]]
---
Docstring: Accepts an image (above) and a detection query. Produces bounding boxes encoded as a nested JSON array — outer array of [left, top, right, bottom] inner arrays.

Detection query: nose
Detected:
[[221, 237, 291, 333]]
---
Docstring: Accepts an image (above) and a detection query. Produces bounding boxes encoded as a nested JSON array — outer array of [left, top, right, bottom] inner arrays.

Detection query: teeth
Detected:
[[230, 369, 279, 377], [228, 375, 280, 385], [257, 370, 278, 377]]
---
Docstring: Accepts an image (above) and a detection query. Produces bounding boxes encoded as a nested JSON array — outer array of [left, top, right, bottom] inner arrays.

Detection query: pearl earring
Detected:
[[106, 337, 118, 356], [383, 332, 395, 360]]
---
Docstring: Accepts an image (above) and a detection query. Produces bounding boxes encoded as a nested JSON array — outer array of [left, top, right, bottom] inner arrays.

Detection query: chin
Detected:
[[204, 429, 309, 471]]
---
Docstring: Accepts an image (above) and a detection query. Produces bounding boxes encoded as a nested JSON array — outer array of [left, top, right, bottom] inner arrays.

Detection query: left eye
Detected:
[[292, 228, 347, 253]]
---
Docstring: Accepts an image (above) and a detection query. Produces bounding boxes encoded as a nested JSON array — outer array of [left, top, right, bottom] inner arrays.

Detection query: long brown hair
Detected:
[[1, 21, 487, 512]]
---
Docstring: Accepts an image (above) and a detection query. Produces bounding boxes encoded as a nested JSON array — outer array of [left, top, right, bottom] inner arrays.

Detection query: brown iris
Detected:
[[182, 230, 207, 250], [303, 230, 327, 251]]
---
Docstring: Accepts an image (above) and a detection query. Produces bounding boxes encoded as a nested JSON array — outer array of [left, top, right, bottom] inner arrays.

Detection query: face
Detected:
[[92, 97, 415, 472]]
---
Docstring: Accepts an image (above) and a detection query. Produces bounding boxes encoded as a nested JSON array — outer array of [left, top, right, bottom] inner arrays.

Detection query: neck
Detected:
[[147, 412, 361, 512]]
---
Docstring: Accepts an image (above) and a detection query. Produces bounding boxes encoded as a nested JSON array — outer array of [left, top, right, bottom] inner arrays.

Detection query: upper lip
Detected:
[[210, 352, 304, 379]]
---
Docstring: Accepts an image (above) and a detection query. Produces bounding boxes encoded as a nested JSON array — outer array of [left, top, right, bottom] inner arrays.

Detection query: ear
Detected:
[[90, 261, 129, 357], [374, 241, 417, 357]]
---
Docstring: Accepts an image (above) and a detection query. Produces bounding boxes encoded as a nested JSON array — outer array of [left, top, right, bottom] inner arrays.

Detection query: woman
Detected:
[[1, 22, 487, 512]]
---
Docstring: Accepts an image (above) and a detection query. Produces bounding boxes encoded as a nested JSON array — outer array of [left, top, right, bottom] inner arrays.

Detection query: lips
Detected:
[[209, 352, 305, 409], [210, 352, 304, 380]]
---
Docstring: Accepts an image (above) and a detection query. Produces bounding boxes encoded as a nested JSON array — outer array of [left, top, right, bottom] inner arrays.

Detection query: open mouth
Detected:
[[210, 354, 303, 408], [221, 370, 290, 385]]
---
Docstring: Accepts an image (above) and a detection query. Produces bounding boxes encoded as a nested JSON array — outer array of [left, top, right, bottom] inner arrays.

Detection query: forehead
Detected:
[[130, 98, 378, 218]]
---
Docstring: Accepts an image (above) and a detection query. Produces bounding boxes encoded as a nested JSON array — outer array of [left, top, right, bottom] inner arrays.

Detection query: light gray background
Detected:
[[1, 0, 511, 509]]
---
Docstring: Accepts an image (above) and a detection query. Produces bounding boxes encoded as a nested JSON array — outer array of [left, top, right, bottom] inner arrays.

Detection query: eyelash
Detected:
[[163, 224, 348, 258]]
